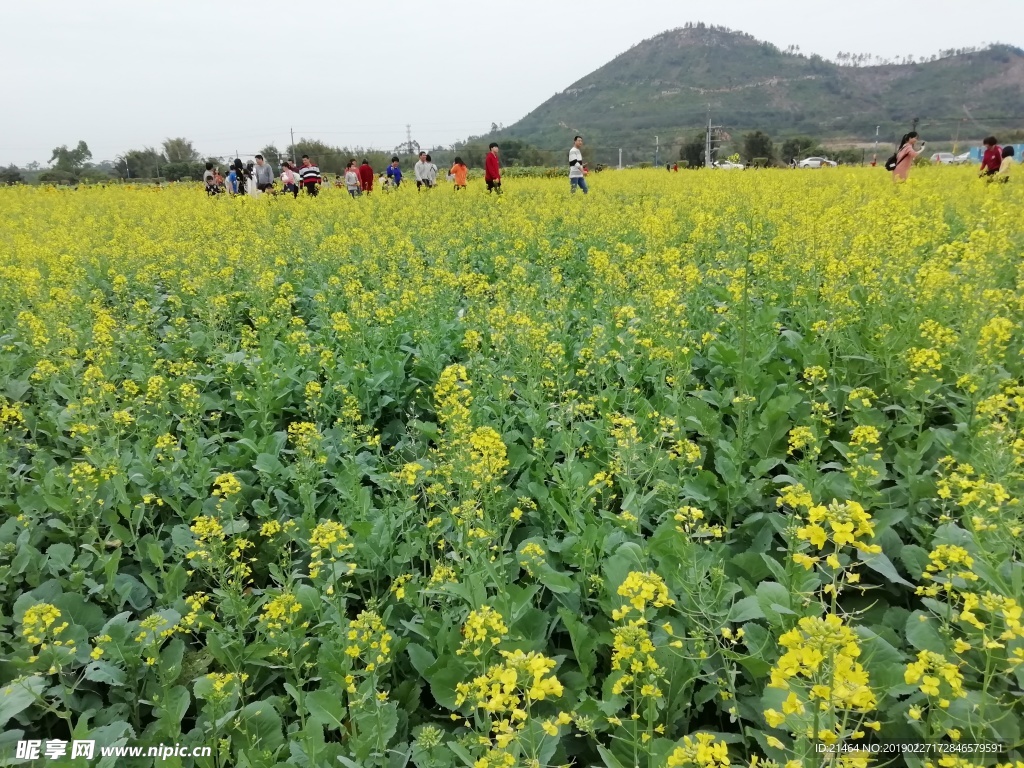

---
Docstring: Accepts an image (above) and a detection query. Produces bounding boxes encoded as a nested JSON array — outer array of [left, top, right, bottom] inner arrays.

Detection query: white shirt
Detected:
[[569, 146, 584, 178], [414, 160, 430, 182]]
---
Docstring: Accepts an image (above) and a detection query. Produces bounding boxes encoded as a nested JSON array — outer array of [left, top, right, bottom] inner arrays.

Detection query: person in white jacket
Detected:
[[414, 151, 431, 190], [569, 135, 588, 194]]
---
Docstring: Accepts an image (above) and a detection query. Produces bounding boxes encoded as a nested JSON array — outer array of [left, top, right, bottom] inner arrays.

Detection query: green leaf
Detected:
[[305, 690, 346, 730], [352, 701, 398, 762], [755, 581, 794, 626], [52, 593, 106, 634], [85, 660, 127, 686], [158, 685, 190, 731], [859, 550, 913, 588], [899, 545, 930, 580], [232, 700, 284, 752], [254, 453, 285, 475], [425, 660, 469, 710], [0, 676, 45, 728], [91, 721, 134, 768], [597, 744, 628, 768], [46, 542, 76, 574], [727, 596, 765, 623], [536, 566, 575, 595], [406, 643, 435, 676], [558, 607, 599, 678], [448, 742, 476, 767], [905, 612, 947, 654]]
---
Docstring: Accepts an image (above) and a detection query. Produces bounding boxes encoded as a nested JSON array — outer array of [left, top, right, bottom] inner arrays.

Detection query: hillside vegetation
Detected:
[[493, 24, 1024, 164]]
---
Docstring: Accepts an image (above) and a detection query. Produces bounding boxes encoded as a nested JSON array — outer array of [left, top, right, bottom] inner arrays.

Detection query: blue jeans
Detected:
[[570, 176, 588, 194]]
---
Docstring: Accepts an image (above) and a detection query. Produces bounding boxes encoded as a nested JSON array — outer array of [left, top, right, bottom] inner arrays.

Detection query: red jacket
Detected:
[[485, 152, 500, 181], [358, 163, 374, 189], [981, 145, 1002, 173]]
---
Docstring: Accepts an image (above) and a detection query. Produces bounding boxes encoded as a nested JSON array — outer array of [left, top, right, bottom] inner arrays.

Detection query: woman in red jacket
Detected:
[[358, 160, 374, 194], [485, 143, 502, 194], [980, 137, 1002, 177]]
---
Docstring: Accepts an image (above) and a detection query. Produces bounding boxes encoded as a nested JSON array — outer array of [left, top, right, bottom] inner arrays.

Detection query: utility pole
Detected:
[[618, 148, 622, 170], [655, 136, 659, 167], [290, 128, 295, 165], [911, 116, 919, 134], [705, 104, 712, 169], [705, 116, 712, 168], [874, 125, 879, 164], [406, 124, 413, 155]]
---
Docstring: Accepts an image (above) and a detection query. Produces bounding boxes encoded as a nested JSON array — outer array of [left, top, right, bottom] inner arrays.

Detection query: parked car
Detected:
[[797, 157, 837, 168], [931, 152, 956, 165], [952, 152, 972, 165], [713, 161, 744, 170]]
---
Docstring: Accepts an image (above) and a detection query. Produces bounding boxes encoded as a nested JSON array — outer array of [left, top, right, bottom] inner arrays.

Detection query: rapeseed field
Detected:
[[0, 168, 1022, 767]]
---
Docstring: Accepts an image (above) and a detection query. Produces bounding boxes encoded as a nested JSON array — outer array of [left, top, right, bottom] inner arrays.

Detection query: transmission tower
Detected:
[[406, 125, 414, 155]]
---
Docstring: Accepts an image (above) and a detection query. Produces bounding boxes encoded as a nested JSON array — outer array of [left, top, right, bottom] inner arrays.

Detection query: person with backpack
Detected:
[[888, 131, 925, 181]]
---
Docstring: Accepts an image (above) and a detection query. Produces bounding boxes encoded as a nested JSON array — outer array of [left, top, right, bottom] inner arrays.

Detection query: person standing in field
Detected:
[[226, 164, 238, 195], [569, 135, 588, 194], [280, 161, 299, 198], [414, 151, 431, 190], [203, 162, 217, 195], [344, 159, 361, 197], [386, 156, 403, 188], [254, 154, 275, 193], [426, 154, 438, 188], [892, 131, 924, 182], [246, 162, 261, 197], [358, 159, 374, 194], [992, 145, 1014, 183], [450, 156, 468, 190], [299, 155, 321, 196], [979, 136, 1002, 178], [485, 142, 501, 194]]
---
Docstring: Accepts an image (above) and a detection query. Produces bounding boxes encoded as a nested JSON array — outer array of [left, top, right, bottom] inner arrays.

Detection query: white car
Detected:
[[931, 152, 956, 165], [797, 157, 837, 168], [713, 161, 744, 170], [952, 152, 972, 165]]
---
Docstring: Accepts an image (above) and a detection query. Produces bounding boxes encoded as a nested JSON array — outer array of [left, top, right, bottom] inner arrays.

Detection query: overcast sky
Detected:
[[2, 0, 1020, 166]]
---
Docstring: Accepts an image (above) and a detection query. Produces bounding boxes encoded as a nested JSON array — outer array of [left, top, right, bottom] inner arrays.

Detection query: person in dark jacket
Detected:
[[386, 156, 403, 187]]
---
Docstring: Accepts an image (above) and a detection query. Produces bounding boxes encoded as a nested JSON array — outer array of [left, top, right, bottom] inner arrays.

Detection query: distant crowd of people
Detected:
[[201, 137, 593, 198], [890, 132, 1013, 182], [197, 132, 1012, 195]]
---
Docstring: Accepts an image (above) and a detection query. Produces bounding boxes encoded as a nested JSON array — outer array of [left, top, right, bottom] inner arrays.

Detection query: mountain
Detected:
[[491, 25, 1024, 163]]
